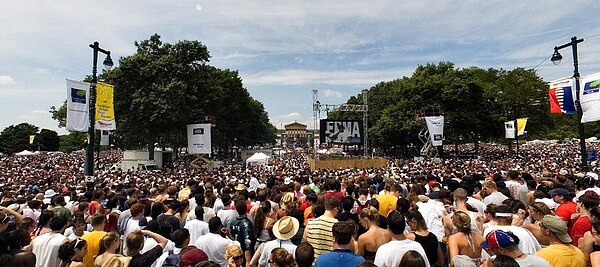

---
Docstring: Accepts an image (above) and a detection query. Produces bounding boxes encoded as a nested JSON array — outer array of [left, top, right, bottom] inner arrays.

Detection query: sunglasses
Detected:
[[233, 255, 243, 261]]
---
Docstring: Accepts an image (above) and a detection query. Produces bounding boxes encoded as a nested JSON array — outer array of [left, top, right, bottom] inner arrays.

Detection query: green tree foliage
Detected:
[[101, 34, 275, 156], [59, 132, 86, 153], [49, 100, 67, 128], [336, 62, 566, 153], [38, 129, 60, 151], [0, 123, 39, 154]]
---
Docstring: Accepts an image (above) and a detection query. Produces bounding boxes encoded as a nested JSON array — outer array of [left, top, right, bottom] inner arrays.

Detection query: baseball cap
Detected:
[[540, 215, 572, 243], [549, 188, 571, 197], [181, 248, 208, 266], [480, 230, 518, 249]]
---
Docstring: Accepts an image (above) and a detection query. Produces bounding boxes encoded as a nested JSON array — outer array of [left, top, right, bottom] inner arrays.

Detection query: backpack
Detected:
[[118, 217, 130, 235], [162, 251, 180, 267]]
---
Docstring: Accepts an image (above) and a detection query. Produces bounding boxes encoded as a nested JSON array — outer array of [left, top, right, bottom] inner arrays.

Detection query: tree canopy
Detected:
[[51, 34, 277, 156], [331, 62, 598, 155]]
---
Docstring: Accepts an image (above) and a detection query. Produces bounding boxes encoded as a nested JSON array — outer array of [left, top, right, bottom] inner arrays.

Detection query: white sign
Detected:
[[425, 116, 444, 146], [187, 124, 211, 155], [66, 79, 91, 132], [580, 72, 600, 123], [100, 130, 110, 146], [85, 176, 95, 183], [505, 121, 515, 139]]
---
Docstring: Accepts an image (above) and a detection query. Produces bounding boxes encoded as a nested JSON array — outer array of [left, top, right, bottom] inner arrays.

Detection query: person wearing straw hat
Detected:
[[535, 215, 586, 267], [257, 216, 299, 267]]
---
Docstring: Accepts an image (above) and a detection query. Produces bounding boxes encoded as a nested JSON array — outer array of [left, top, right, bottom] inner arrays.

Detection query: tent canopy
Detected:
[[246, 152, 270, 166], [15, 150, 35, 156]]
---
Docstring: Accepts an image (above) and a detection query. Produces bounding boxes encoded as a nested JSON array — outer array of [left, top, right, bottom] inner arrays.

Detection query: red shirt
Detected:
[[89, 201, 101, 215], [299, 201, 310, 211], [570, 216, 592, 246], [555, 201, 577, 227], [324, 191, 344, 201]]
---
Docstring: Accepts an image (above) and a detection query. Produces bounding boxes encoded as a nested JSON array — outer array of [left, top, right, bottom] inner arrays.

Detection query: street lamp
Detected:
[[85, 42, 113, 193], [552, 36, 587, 171]]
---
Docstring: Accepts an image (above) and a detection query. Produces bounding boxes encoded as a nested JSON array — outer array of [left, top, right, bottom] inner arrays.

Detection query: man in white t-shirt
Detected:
[[481, 229, 550, 267], [31, 216, 69, 267], [185, 206, 210, 244], [195, 217, 239, 267], [217, 194, 238, 230], [483, 180, 508, 206], [483, 205, 541, 255], [374, 211, 430, 267]]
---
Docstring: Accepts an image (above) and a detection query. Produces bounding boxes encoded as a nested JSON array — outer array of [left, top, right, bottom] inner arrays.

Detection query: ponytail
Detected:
[[58, 238, 87, 263]]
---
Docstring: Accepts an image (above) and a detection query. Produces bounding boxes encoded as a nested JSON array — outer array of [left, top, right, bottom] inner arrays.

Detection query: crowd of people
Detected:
[[1, 141, 600, 267]]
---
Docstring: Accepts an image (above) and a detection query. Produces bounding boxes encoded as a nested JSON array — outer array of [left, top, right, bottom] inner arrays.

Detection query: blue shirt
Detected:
[[315, 249, 365, 267]]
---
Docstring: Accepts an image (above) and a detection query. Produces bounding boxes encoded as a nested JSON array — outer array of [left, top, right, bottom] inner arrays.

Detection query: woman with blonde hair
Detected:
[[277, 192, 296, 219], [357, 207, 391, 262], [270, 247, 295, 267], [94, 232, 127, 267], [226, 245, 244, 267], [448, 211, 484, 267]]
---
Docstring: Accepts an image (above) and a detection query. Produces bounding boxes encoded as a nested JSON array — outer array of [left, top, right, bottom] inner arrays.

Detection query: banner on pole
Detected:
[[505, 121, 515, 139], [548, 78, 576, 114], [517, 118, 528, 136], [425, 116, 444, 146], [100, 130, 110, 146], [66, 79, 91, 132], [580, 73, 600, 123], [29, 135, 35, 144], [95, 82, 116, 130], [187, 124, 211, 155]]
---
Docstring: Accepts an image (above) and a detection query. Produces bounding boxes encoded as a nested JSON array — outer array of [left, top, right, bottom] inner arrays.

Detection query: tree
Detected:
[[49, 101, 67, 128], [38, 129, 60, 151], [0, 123, 39, 154], [101, 34, 276, 159], [59, 132, 86, 153]]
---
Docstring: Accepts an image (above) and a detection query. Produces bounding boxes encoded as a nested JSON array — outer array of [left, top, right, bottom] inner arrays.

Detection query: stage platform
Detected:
[[308, 157, 387, 171]]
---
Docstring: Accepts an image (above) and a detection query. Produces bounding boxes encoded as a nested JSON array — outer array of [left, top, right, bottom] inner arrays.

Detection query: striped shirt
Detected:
[[306, 215, 338, 261]]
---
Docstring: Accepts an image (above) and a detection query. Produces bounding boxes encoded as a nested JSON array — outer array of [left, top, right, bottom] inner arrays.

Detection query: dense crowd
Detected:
[[1, 141, 600, 267]]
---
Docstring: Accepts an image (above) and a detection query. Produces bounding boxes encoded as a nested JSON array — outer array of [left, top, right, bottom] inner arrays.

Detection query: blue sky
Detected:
[[2, 1, 600, 135]]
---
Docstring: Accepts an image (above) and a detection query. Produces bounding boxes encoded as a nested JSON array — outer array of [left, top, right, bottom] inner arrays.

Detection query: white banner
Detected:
[[100, 130, 110, 146], [580, 73, 600, 123], [425, 116, 444, 146], [505, 121, 515, 139], [187, 124, 211, 155], [66, 79, 91, 132]]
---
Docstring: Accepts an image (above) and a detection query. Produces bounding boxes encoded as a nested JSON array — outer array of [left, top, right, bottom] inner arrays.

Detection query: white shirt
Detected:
[[466, 197, 486, 214], [483, 225, 541, 255], [516, 254, 552, 267], [415, 201, 445, 242], [484, 191, 509, 206], [217, 209, 239, 230], [258, 239, 296, 267], [195, 233, 239, 267], [536, 198, 557, 210], [32, 232, 68, 267], [374, 239, 431, 267], [122, 218, 141, 254], [184, 219, 209, 244]]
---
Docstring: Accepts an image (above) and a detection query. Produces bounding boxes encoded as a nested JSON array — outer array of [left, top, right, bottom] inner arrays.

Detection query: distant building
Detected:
[[277, 121, 318, 147]]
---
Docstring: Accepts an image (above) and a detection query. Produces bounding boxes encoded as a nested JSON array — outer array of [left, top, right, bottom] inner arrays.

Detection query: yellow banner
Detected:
[[29, 135, 35, 144], [517, 118, 528, 136], [95, 82, 116, 130]]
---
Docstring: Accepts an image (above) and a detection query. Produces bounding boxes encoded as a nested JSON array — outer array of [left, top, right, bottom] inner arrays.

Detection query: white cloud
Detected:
[[323, 89, 343, 98], [0, 75, 14, 85], [243, 68, 412, 86]]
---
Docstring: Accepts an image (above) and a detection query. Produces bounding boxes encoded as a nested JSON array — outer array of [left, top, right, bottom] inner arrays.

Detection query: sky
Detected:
[[2, 1, 600, 135]]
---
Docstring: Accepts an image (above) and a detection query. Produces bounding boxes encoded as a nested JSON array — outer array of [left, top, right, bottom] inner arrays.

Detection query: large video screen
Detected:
[[320, 120, 364, 145]]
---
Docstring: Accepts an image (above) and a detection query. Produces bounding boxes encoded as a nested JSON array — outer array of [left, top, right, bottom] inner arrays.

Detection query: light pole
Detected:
[[551, 36, 586, 171], [85, 42, 113, 193]]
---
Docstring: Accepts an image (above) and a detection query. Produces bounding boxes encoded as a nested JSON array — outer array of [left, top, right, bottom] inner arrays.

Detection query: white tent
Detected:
[[246, 152, 270, 167], [15, 150, 35, 156]]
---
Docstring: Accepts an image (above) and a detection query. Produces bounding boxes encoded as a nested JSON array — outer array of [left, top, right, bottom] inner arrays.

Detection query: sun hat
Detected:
[[234, 183, 247, 191], [272, 216, 300, 240]]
